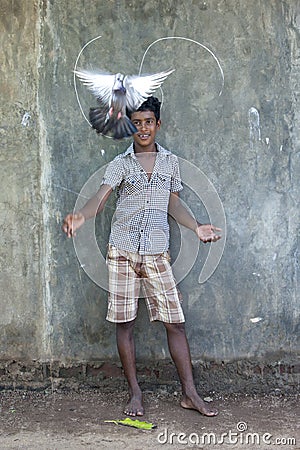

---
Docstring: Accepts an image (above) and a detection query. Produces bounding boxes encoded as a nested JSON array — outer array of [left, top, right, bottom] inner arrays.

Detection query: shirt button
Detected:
[[140, 230, 144, 233]]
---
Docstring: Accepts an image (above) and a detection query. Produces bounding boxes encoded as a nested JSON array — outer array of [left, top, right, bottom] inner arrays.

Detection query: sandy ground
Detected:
[[0, 387, 299, 450]]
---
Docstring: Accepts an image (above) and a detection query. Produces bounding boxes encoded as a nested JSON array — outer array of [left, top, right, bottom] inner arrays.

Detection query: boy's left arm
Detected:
[[168, 192, 221, 243]]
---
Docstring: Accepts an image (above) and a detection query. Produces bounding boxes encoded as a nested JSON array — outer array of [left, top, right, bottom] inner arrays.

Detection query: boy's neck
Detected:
[[133, 142, 157, 154]]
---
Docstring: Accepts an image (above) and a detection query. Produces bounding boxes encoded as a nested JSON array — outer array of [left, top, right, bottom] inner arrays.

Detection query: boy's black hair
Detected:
[[127, 96, 161, 122]]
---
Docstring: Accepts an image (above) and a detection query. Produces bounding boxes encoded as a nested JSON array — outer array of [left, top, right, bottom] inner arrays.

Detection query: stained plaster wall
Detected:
[[0, 0, 299, 381]]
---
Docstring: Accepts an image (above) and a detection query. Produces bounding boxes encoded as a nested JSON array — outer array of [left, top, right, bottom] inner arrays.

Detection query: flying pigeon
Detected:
[[74, 68, 174, 139]]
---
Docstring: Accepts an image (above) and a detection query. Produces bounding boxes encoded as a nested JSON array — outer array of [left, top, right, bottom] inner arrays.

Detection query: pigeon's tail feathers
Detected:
[[89, 108, 137, 139], [112, 116, 137, 140], [89, 107, 108, 134]]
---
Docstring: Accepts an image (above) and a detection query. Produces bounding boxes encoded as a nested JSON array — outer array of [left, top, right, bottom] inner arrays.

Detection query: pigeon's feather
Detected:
[[89, 103, 137, 138], [124, 69, 175, 111], [112, 116, 137, 139], [74, 69, 115, 104], [89, 108, 109, 134]]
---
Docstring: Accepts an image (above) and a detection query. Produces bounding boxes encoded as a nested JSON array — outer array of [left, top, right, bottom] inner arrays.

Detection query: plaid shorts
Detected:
[[106, 244, 185, 323]]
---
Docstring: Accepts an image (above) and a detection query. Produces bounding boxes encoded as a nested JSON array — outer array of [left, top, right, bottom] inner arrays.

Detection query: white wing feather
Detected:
[[124, 69, 175, 110], [74, 69, 115, 104]]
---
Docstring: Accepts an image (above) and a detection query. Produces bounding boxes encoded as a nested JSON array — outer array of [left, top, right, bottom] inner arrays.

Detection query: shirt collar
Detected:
[[124, 142, 171, 157]]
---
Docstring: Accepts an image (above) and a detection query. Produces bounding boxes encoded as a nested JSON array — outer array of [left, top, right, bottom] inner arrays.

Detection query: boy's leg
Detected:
[[163, 322, 218, 416], [106, 245, 143, 415], [116, 319, 144, 416]]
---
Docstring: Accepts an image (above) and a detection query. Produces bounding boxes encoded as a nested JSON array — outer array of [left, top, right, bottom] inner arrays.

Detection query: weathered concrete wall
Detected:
[[0, 0, 299, 388], [0, 0, 44, 360]]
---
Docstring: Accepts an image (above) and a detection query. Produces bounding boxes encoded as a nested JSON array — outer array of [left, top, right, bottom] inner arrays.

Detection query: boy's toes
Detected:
[[124, 396, 144, 417]]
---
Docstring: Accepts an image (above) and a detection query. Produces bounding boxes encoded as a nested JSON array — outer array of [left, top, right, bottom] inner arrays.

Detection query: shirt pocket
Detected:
[[121, 173, 145, 195], [155, 173, 172, 192]]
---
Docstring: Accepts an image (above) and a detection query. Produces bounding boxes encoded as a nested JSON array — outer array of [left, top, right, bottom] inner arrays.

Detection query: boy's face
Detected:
[[130, 110, 161, 148]]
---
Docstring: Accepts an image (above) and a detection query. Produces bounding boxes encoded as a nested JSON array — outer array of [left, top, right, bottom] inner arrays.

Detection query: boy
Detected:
[[62, 97, 221, 417]]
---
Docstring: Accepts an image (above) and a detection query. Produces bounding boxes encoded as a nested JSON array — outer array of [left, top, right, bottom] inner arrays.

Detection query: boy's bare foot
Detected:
[[181, 394, 218, 417], [124, 393, 144, 416]]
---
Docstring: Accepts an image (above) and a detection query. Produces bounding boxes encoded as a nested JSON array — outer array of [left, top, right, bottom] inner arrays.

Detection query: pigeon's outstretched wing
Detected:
[[124, 69, 175, 111], [74, 69, 115, 104], [74, 67, 174, 139]]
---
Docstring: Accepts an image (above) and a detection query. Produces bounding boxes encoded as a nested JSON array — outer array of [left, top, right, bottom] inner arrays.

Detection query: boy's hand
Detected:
[[195, 223, 222, 243], [62, 213, 85, 238]]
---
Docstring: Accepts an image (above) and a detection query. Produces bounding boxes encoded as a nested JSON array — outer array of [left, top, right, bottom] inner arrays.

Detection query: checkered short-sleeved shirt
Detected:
[[101, 143, 183, 255]]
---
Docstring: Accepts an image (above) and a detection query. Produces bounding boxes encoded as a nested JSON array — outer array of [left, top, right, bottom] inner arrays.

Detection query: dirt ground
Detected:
[[0, 387, 299, 450]]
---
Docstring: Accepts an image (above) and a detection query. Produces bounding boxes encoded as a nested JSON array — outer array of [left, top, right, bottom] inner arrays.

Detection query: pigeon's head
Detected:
[[113, 73, 126, 93]]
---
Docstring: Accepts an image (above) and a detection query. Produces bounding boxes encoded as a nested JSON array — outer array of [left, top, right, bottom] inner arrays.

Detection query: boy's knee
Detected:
[[116, 319, 136, 331]]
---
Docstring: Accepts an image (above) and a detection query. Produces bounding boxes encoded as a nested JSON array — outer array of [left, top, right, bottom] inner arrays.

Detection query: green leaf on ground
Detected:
[[104, 418, 157, 430]]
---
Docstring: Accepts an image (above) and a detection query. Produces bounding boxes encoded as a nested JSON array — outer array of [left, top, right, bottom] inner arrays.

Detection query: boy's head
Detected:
[[127, 97, 161, 148], [127, 96, 161, 122]]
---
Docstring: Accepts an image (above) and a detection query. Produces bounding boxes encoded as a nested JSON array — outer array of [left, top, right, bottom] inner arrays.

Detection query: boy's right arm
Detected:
[[62, 184, 112, 238]]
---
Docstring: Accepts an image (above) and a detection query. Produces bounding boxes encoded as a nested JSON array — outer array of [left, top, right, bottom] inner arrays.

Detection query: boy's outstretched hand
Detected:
[[195, 223, 222, 243], [62, 213, 85, 238]]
